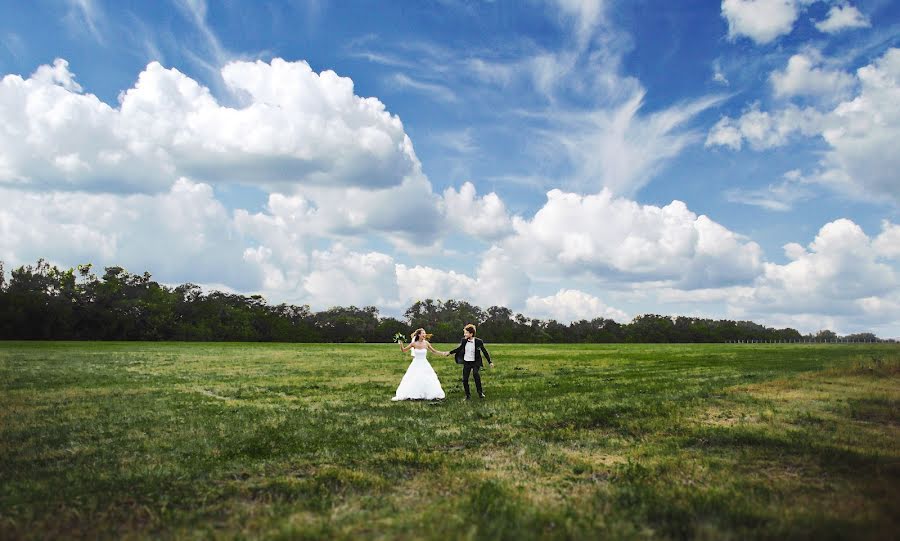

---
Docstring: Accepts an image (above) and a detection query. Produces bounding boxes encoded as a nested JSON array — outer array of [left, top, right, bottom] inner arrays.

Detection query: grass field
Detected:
[[1, 342, 898, 540]]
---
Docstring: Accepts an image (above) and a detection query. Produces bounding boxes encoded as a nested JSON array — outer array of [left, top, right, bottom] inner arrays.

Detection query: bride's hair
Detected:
[[411, 328, 433, 341]]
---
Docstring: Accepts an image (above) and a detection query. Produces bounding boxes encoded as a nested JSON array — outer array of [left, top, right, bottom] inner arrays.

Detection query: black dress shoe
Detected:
[[463, 396, 471, 401], [479, 393, 486, 399]]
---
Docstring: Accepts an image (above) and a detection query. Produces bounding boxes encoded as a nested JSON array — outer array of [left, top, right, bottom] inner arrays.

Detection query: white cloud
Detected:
[[394, 248, 533, 311], [770, 52, 855, 102], [552, 92, 724, 196], [440, 182, 514, 241], [639, 219, 900, 335], [724, 169, 812, 211], [430, 128, 477, 155], [815, 4, 870, 34], [1, 33, 26, 60], [815, 48, 900, 202], [232, 172, 448, 297], [64, 0, 104, 43], [474, 246, 533, 308], [873, 220, 900, 259], [721, 0, 807, 45], [31, 58, 83, 92], [0, 179, 259, 289], [387, 72, 458, 103], [551, 0, 607, 47], [730, 219, 900, 332], [285, 173, 442, 239], [302, 246, 400, 309], [704, 118, 744, 150], [705, 103, 822, 151], [500, 188, 763, 288], [0, 58, 419, 194], [525, 289, 628, 322], [712, 60, 730, 85], [395, 264, 478, 305], [711, 48, 900, 203], [173, 0, 230, 72]]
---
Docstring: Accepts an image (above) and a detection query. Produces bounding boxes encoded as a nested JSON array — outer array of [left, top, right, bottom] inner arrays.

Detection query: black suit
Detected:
[[448, 338, 491, 398]]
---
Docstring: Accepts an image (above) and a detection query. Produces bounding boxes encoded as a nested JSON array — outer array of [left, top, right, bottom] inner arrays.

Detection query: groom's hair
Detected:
[[464, 324, 476, 336]]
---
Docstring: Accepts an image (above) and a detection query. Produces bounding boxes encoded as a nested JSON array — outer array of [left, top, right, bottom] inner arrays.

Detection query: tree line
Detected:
[[0, 259, 887, 343]]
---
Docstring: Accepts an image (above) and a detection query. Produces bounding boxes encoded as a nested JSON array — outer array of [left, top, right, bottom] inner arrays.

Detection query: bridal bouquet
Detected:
[[392, 332, 406, 343]]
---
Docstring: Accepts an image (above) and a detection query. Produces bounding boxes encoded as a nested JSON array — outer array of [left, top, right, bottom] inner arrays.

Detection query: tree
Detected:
[[0, 258, 882, 344]]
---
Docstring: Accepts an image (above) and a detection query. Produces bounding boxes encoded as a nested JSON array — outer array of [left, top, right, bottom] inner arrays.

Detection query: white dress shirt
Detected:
[[464, 339, 476, 363]]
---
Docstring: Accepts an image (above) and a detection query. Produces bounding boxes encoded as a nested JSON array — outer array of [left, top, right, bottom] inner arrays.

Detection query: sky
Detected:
[[1, 0, 899, 336]]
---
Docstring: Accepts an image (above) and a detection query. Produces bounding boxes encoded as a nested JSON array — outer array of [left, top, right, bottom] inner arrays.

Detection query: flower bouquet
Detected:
[[392, 332, 406, 343]]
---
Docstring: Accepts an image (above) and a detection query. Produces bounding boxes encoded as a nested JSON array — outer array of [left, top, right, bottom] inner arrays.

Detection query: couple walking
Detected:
[[392, 324, 493, 401]]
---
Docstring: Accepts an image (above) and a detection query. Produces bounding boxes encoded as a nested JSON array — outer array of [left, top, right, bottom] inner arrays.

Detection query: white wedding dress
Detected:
[[392, 346, 446, 401]]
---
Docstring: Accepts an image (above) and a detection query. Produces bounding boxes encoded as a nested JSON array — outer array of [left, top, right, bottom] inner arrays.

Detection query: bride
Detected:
[[392, 328, 449, 401]]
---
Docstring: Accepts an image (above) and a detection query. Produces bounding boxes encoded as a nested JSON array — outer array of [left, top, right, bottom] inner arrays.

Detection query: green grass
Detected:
[[1, 342, 898, 540]]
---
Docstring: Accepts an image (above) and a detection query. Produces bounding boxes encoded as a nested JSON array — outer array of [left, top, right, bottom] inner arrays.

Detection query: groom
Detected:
[[448, 324, 493, 400]]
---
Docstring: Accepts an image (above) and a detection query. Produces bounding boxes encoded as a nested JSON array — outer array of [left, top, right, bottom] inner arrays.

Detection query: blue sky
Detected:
[[1, 0, 899, 336]]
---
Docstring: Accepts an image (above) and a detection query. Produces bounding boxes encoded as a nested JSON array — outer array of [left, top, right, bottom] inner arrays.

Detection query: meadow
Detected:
[[0, 341, 898, 540]]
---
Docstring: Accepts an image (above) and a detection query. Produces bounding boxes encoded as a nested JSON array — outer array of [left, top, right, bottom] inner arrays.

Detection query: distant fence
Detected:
[[724, 339, 896, 344]]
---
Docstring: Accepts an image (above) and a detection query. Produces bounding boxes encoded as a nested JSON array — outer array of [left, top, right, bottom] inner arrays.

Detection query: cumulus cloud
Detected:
[[525, 289, 628, 322], [238, 176, 512, 254], [500, 188, 763, 288], [31, 58, 82, 92], [770, 52, 855, 102], [708, 48, 900, 202], [814, 4, 870, 34], [0, 58, 419, 193], [440, 182, 514, 241], [705, 103, 822, 150], [731, 219, 900, 331], [284, 173, 443, 240], [395, 264, 478, 304], [640, 219, 900, 335], [873, 220, 900, 259], [814, 48, 900, 202], [302, 246, 400, 309], [721, 0, 809, 45], [0, 178, 259, 289], [294, 245, 531, 312], [232, 171, 455, 301], [474, 246, 533, 307], [720, 0, 866, 44], [394, 248, 533, 310]]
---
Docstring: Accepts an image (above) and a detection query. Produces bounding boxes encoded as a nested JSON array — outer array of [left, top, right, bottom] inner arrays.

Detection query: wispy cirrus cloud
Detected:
[[386, 72, 459, 103], [1, 32, 25, 60], [172, 0, 233, 76], [348, 0, 716, 198], [724, 170, 813, 212], [545, 92, 727, 196], [64, 0, 105, 44]]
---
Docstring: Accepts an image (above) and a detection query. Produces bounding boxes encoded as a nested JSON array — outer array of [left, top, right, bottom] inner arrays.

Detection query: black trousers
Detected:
[[462, 363, 482, 397]]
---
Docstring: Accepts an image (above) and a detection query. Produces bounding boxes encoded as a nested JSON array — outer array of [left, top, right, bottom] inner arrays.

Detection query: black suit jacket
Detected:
[[449, 338, 491, 367]]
